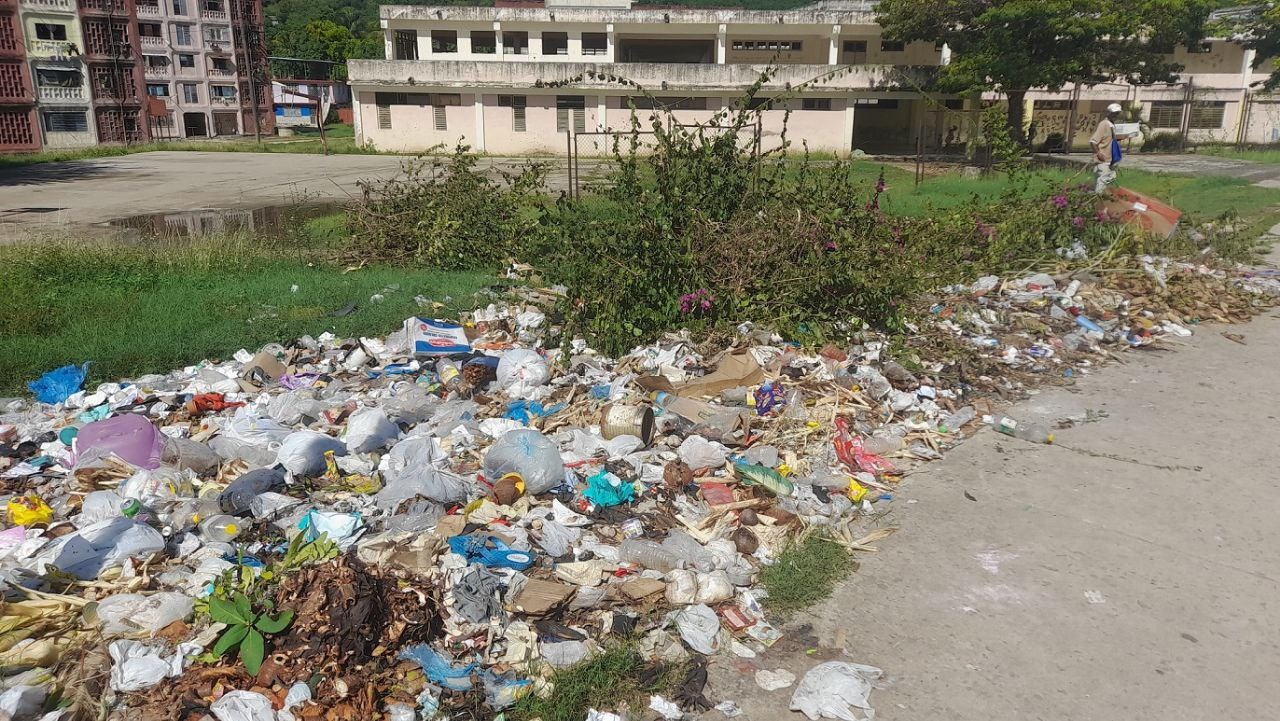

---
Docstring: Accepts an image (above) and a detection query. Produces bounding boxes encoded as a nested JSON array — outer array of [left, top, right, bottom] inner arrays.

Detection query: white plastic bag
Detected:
[[665, 569, 733, 605], [670, 604, 722, 655], [495, 349, 550, 399], [789, 661, 883, 721], [276, 430, 346, 477], [678, 435, 728, 470], [210, 690, 278, 721], [375, 435, 471, 508], [108, 640, 197, 692], [343, 408, 400, 454], [97, 592, 193, 636]]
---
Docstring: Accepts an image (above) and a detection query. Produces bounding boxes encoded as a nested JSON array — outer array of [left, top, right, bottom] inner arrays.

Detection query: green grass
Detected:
[[1195, 145, 1280, 165], [510, 644, 681, 721], [760, 532, 854, 615], [0, 125, 378, 170], [0, 235, 490, 395]]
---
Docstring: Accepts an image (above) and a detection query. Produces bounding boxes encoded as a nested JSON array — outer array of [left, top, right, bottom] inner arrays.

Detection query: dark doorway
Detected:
[[183, 111, 207, 137]]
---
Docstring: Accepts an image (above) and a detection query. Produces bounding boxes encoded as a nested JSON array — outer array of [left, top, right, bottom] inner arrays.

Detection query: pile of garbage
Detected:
[[0, 258, 1275, 721]]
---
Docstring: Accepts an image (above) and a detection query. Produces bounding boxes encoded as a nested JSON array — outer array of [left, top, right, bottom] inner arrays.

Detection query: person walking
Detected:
[[1090, 103, 1139, 194]]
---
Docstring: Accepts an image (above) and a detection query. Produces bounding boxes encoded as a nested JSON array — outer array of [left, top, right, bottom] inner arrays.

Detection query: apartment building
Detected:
[[347, 0, 948, 154], [1, 0, 40, 152], [348, 0, 1280, 156]]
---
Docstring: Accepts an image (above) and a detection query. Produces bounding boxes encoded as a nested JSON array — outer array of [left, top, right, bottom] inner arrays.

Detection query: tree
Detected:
[[1237, 3, 1280, 90], [875, 0, 1217, 144]]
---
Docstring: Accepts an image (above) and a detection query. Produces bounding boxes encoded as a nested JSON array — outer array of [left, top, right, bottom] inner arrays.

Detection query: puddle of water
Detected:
[[107, 203, 340, 239]]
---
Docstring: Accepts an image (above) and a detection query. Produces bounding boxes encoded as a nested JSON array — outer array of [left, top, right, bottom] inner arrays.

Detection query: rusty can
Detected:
[[600, 403, 655, 446]]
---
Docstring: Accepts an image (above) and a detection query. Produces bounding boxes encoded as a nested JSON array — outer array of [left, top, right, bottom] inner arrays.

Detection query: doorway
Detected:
[[183, 111, 208, 138], [212, 111, 238, 136]]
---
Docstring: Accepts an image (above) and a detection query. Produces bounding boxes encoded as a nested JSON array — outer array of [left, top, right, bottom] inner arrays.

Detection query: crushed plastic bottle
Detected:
[[987, 414, 1054, 444], [618, 539, 682, 573], [198, 514, 242, 542], [938, 406, 976, 434]]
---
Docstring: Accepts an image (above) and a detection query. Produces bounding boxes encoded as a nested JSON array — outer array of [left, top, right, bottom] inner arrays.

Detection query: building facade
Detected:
[[1, 0, 40, 152], [349, 1, 1280, 156]]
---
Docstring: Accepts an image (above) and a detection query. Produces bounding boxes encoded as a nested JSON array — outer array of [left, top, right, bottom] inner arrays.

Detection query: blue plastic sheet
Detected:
[[399, 644, 477, 691], [504, 399, 566, 425], [28, 363, 89, 404], [583, 469, 635, 507]]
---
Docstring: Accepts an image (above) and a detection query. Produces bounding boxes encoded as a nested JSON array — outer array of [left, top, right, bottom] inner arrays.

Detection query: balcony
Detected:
[[348, 60, 939, 93], [211, 95, 237, 105], [21, 0, 75, 10], [37, 84, 86, 101], [141, 36, 166, 49], [30, 40, 77, 58], [144, 64, 171, 78], [208, 68, 234, 78], [137, 2, 160, 15], [200, 8, 226, 20]]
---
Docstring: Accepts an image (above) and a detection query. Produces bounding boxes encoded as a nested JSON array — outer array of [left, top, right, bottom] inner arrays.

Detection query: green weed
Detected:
[[760, 532, 854, 615], [509, 644, 682, 721]]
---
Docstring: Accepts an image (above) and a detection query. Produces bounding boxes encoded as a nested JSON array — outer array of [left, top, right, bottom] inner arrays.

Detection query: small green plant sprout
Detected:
[[208, 592, 294, 675]]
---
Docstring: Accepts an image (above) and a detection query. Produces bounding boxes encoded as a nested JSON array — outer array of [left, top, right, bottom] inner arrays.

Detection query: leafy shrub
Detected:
[[1141, 132, 1183, 153]]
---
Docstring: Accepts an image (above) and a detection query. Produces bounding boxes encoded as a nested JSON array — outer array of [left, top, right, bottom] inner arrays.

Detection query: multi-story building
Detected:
[[0, 0, 40, 152], [348, 0, 949, 154], [78, 0, 149, 143], [21, 0, 96, 148], [349, 0, 1280, 156]]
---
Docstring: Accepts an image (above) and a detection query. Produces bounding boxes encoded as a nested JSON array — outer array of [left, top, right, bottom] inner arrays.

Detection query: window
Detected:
[[747, 97, 774, 110], [853, 98, 898, 109], [433, 105, 447, 131], [174, 24, 192, 46], [503, 31, 528, 54], [471, 31, 495, 54], [880, 40, 905, 52], [375, 91, 399, 129], [211, 85, 235, 99], [543, 32, 568, 55], [43, 110, 88, 132], [735, 39, 802, 52], [582, 32, 607, 55], [1189, 100, 1225, 129], [430, 93, 461, 106], [35, 23, 68, 41], [556, 95, 585, 133], [177, 53, 195, 68], [802, 98, 832, 111], [732, 41, 743, 50], [843, 40, 867, 53], [630, 96, 707, 110], [211, 57, 232, 71], [1187, 42, 1212, 53], [944, 98, 965, 110], [146, 82, 169, 96], [171, 0, 187, 14], [431, 30, 457, 53], [281, 106, 303, 117], [181, 82, 198, 102], [203, 26, 228, 43], [36, 68, 79, 87], [393, 29, 418, 59], [1148, 101, 1182, 128], [499, 95, 526, 132]]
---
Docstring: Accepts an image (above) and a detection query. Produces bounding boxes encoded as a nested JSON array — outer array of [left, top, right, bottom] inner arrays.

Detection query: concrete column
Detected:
[[844, 100, 855, 154], [381, 20, 392, 60], [829, 24, 840, 65], [606, 23, 615, 62], [569, 31, 582, 60], [474, 93, 485, 151], [1242, 47, 1256, 90], [458, 29, 472, 57], [417, 32, 430, 59], [494, 21, 503, 59], [716, 24, 726, 64], [529, 31, 543, 59], [352, 90, 364, 144], [597, 94, 606, 130]]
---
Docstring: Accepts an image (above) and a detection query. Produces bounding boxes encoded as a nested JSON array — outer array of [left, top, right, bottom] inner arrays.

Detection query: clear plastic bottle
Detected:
[[435, 358, 463, 393], [618, 539, 683, 573], [989, 415, 1054, 444], [938, 406, 976, 434], [198, 514, 242, 542], [661, 531, 714, 572]]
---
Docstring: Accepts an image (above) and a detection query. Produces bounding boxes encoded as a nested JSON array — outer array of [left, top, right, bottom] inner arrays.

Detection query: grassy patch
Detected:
[[0, 236, 490, 395], [1195, 145, 1280, 165], [760, 532, 854, 615], [509, 644, 681, 721]]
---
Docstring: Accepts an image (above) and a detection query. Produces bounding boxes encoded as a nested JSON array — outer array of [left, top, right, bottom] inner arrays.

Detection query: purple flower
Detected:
[[1052, 194, 1069, 209], [1071, 216, 1084, 227], [1095, 210, 1110, 223], [679, 288, 714, 314]]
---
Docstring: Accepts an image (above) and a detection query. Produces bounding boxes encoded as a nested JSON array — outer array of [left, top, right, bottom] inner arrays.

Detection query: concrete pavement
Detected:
[[707, 270, 1280, 720]]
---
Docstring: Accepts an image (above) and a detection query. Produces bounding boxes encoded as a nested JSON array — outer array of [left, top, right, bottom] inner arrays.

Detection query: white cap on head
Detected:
[[1107, 103, 1123, 113]]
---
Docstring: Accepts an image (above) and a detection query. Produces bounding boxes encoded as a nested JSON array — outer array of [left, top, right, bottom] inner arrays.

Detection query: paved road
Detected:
[[1046, 151, 1280, 186], [707, 249, 1280, 720], [0, 151, 588, 238]]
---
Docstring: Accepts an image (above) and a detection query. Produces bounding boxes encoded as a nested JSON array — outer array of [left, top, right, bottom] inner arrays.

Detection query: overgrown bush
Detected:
[[1141, 132, 1183, 153], [344, 145, 547, 270]]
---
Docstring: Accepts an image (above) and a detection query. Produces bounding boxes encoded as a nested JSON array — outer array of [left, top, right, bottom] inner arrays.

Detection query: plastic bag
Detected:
[[7, 495, 52, 527], [74, 414, 165, 470], [209, 689, 278, 721], [38, 517, 166, 580], [789, 661, 883, 721], [219, 468, 286, 515], [495, 349, 550, 399], [28, 363, 89, 405], [678, 435, 728, 470], [0, 685, 45, 719], [161, 437, 222, 474], [383, 385, 441, 425], [376, 436, 470, 509], [671, 604, 722, 655], [399, 644, 476, 692], [665, 569, 733, 605], [343, 408, 400, 454], [108, 639, 196, 692], [118, 467, 194, 507], [833, 418, 896, 477], [97, 592, 193, 636], [583, 470, 635, 507], [79, 490, 126, 525], [276, 431, 346, 477], [483, 429, 565, 495]]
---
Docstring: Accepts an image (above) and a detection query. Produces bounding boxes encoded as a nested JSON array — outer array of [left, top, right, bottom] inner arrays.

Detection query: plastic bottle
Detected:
[[483, 429, 565, 495], [618, 539, 683, 573], [661, 531, 715, 572], [988, 414, 1054, 444], [938, 406, 976, 434], [436, 358, 463, 393], [219, 467, 286, 515], [198, 514, 242, 542]]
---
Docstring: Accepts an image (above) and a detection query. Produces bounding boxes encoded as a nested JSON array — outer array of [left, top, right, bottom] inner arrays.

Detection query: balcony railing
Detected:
[[200, 9, 227, 20], [137, 2, 160, 14], [30, 40, 77, 58], [208, 68, 234, 78], [211, 95, 237, 105], [21, 0, 75, 10], [141, 36, 166, 48], [38, 85, 86, 100], [144, 65, 171, 77]]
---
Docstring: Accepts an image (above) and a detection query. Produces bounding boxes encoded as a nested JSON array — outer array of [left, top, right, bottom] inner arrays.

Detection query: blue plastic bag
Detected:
[[583, 469, 635, 507], [400, 644, 477, 691], [28, 363, 89, 404]]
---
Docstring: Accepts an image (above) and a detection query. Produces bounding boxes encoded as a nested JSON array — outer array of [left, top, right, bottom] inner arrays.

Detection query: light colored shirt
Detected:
[[1090, 119, 1115, 164]]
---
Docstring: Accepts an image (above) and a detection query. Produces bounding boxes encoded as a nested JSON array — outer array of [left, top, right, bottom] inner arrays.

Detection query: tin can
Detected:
[[600, 403, 655, 446]]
